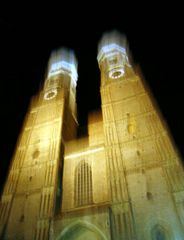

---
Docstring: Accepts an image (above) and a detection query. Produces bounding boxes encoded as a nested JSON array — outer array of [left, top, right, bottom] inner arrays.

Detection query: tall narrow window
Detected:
[[74, 160, 93, 206], [151, 224, 167, 240]]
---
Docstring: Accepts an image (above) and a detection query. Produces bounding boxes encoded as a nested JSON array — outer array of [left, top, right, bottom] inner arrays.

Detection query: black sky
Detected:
[[0, 4, 183, 192]]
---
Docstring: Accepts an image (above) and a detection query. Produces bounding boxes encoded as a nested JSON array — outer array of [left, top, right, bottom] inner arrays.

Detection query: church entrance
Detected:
[[60, 222, 106, 240]]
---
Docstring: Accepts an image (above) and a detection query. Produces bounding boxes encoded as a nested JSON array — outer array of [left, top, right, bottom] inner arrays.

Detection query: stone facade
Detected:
[[0, 32, 184, 239]]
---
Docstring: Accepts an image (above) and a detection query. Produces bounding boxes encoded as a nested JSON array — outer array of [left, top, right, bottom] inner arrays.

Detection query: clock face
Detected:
[[109, 68, 124, 79], [44, 89, 57, 100]]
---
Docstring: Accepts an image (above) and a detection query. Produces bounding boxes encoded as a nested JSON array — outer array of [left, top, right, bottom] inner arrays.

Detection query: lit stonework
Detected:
[[0, 31, 184, 240]]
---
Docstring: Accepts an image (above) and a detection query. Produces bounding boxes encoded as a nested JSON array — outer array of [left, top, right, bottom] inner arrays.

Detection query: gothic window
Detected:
[[127, 113, 136, 134], [151, 224, 167, 240], [147, 191, 153, 200], [74, 160, 93, 206]]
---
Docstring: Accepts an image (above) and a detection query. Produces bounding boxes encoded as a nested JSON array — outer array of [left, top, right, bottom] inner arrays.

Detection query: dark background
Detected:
[[0, 4, 183, 193]]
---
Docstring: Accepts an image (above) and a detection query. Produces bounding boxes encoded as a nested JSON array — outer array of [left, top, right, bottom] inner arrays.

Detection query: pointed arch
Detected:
[[151, 224, 167, 240], [144, 218, 173, 240], [74, 160, 93, 206], [57, 220, 107, 240]]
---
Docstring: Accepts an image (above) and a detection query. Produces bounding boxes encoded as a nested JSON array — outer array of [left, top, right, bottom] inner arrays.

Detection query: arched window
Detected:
[[74, 160, 93, 206], [151, 224, 167, 240]]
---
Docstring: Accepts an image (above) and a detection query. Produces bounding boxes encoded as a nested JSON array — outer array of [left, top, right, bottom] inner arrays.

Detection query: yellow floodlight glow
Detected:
[[65, 147, 104, 159]]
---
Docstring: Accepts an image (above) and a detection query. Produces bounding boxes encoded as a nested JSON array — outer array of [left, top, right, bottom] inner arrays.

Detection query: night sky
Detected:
[[0, 5, 183, 193]]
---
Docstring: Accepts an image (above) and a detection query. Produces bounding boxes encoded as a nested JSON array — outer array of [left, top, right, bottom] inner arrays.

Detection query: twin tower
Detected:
[[0, 31, 184, 240]]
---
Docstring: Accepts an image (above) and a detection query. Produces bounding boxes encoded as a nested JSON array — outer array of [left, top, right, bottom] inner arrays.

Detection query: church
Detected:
[[0, 31, 184, 239]]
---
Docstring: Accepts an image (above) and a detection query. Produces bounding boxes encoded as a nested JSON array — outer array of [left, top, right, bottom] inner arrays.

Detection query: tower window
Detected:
[[74, 160, 93, 206], [32, 149, 40, 159], [147, 191, 153, 200], [19, 214, 24, 222]]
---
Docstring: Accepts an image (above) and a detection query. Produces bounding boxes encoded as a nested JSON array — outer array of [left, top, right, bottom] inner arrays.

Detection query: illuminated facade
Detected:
[[0, 31, 184, 240]]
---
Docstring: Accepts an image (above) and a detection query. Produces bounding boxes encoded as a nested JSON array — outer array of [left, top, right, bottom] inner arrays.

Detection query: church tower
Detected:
[[0, 49, 78, 239], [97, 31, 184, 239]]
